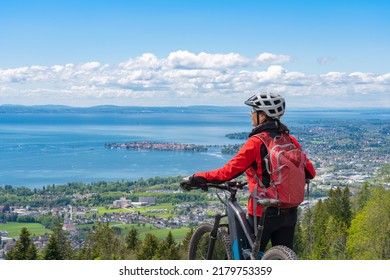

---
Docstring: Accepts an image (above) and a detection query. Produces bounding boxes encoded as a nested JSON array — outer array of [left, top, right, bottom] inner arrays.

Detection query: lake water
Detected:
[[0, 106, 389, 188]]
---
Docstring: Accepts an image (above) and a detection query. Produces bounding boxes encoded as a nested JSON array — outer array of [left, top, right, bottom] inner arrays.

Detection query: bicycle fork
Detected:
[[207, 214, 223, 260], [251, 212, 266, 259]]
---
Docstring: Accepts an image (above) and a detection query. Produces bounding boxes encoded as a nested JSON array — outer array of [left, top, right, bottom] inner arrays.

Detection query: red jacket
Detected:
[[195, 125, 316, 216]]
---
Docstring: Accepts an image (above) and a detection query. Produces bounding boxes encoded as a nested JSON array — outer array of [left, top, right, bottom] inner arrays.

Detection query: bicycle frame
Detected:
[[227, 199, 257, 259], [208, 191, 260, 260]]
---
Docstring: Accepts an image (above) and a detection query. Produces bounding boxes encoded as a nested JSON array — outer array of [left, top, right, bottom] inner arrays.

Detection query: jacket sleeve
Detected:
[[195, 137, 260, 182], [290, 135, 316, 179]]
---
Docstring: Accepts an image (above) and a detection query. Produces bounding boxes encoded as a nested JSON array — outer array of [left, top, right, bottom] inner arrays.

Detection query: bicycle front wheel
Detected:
[[188, 223, 232, 260], [261, 245, 298, 260]]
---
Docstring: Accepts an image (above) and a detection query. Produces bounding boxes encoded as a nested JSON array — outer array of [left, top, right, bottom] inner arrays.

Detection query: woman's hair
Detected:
[[278, 120, 290, 134], [256, 110, 290, 134], [267, 115, 290, 134]]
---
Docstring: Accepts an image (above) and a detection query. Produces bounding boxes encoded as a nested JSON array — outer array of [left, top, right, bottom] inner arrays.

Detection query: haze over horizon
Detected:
[[1, 0, 389, 108]]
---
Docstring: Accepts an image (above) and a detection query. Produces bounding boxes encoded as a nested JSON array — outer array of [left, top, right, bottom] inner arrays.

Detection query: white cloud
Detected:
[[349, 72, 376, 83], [0, 51, 389, 107], [79, 61, 101, 71], [377, 73, 390, 84], [255, 52, 293, 65], [119, 53, 162, 69], [258, 65, 287, 80], [166, 50, 249, 69]]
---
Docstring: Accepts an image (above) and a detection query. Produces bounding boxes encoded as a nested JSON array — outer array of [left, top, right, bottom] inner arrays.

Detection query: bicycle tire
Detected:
[[188, 223, 233, 260], [261, 245, 298, 260]]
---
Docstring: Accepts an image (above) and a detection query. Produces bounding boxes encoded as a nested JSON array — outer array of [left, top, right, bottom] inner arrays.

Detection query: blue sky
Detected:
[[0, 0, 389, 107]]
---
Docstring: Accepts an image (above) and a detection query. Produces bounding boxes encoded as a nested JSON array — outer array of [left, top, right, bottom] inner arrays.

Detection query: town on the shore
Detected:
[[105, 141, 209, 152]]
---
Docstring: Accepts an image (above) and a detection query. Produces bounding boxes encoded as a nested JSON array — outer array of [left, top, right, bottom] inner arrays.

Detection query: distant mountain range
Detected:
[[0, 104, 388, 114], [0, 104, 244, 114]]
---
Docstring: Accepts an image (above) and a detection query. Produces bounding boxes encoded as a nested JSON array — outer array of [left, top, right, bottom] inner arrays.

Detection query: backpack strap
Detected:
[[252, 132, 271, 146], [251, 132, 273, 176], [248, 133, 270, 223], [249, 132, 271, 188]]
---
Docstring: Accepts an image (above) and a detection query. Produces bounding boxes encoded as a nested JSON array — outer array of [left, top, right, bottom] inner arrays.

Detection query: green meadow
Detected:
[[1, 221, 190, 242], [0, 222, 52, 238], [76, 222, 191, 241], [94, 203, 178, 219]]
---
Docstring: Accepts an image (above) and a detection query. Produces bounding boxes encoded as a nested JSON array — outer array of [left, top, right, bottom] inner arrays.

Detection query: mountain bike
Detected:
[[181, 180, 298, 260]]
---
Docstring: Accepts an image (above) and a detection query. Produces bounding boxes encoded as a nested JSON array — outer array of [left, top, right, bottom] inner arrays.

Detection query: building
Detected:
[[62, 217, 76, 232], [139, 197, 156, 205], [113, 197, 132, 208], [130, 202, 148, 207], [62, 205, 76, 232]]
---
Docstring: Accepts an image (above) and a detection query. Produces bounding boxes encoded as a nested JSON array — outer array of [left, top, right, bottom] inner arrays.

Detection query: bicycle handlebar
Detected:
[[206, 181, 247, 191], [180, 177, 246, 192], [180, 178, 283, 206]]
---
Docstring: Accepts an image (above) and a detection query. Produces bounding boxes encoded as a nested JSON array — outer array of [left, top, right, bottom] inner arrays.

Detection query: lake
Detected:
[[0, 105, 388, 188]]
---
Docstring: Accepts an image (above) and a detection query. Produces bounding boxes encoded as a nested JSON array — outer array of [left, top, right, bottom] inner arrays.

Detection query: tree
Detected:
[[79, 223, 124, 260], [136, 233, 160, 260], [165, 230, 175, 247], [347, 186, 390, 259], [178, 228, 193, 259], [324, 216, 348, 259], [326, 187, 351, 226], [317, 187, 351, 259], [44, 234, 63, 260], [293, 218, 304, 257], [299, 207, 315, 259], [6, 227, 38, 260], [125, 226, 140, 251], [155, 231, 180, 260], [311, 200, 329, 259], [353, 181, 371, 212], [301, 187, 352, 260], [2, 204, 10, 213], [340, 187, 352, 227], [36, 215, 61, 230], [43, 222, 73, 260]]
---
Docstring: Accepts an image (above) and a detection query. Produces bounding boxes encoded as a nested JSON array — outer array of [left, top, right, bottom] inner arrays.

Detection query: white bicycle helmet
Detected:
[[244, 92, 285, 117]]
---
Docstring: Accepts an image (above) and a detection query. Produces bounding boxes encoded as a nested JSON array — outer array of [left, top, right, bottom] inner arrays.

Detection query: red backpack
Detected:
[[252, 132, 307, 208]]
